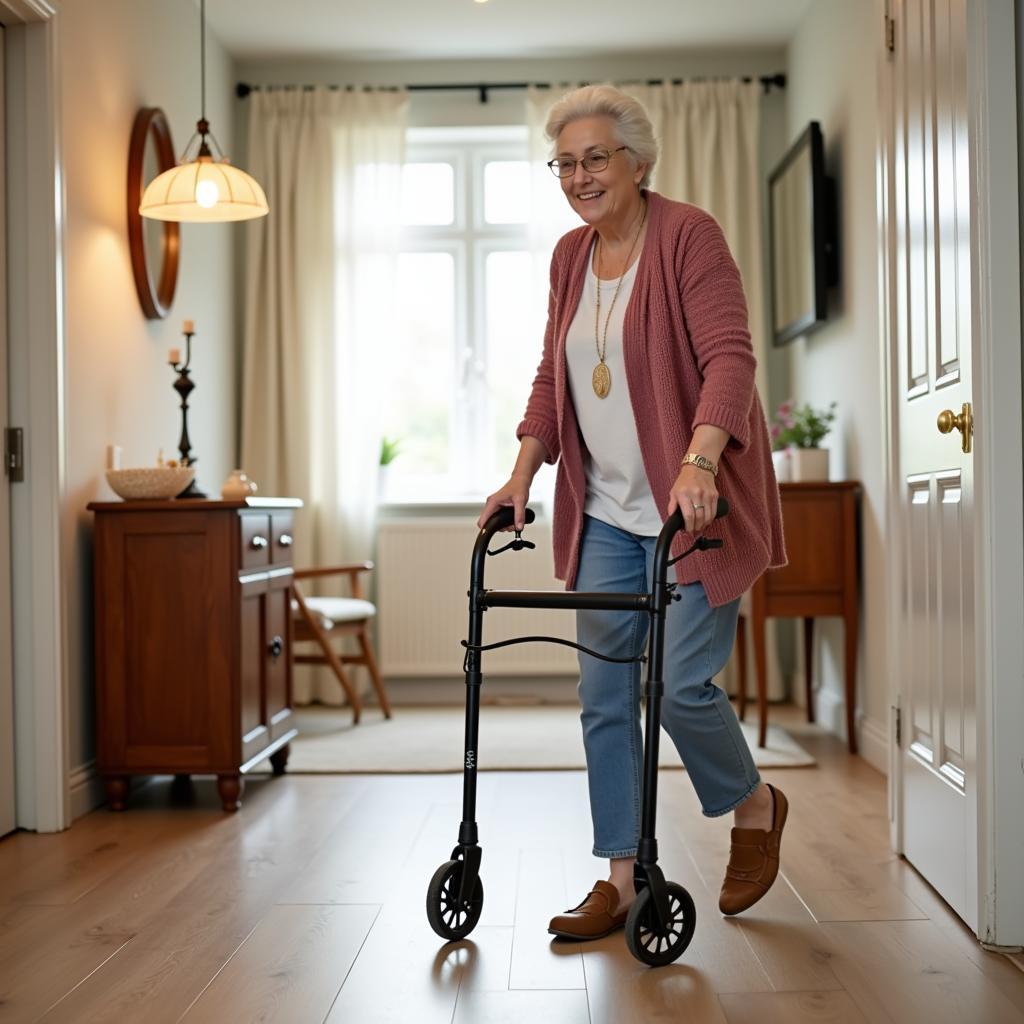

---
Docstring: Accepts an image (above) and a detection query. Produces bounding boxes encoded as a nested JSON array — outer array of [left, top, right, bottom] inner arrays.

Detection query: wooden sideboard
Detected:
[[88, 497, 302, 811], [737, 481, 862, 753]]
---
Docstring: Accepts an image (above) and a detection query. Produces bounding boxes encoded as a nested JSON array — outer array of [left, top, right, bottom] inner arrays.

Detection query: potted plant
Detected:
[[379, 436, 401, 498], [770, 400, 837, 482]]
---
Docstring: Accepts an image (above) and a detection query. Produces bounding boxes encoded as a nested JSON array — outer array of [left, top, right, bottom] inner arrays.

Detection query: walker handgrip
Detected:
[[660, 497, 730, 570], [482, 505, 536, 538], [664, 496, 729, 535]]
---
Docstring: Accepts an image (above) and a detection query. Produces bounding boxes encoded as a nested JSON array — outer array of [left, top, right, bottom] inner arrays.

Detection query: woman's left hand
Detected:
[[667, 464, 719, 535]]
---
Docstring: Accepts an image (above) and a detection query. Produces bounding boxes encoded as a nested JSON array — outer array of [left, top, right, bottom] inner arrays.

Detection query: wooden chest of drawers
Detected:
[[87, 497, 302, 811], [740, 481, 861, 752]]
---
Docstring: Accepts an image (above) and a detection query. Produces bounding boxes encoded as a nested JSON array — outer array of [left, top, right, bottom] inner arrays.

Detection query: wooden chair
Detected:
[[291, 561, 392, 724]]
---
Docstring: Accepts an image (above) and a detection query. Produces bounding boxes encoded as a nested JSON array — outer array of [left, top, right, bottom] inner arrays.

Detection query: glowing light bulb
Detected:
[[195, 179, 219, 208]]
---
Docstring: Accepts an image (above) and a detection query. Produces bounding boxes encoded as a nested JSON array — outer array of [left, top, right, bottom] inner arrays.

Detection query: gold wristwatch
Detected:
[[681, 453, 718, 477]]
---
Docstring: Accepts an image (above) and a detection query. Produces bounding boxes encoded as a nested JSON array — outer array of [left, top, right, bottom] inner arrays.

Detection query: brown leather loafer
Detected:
[[719, 783, 789, 916], [548, 880, 629, 940]]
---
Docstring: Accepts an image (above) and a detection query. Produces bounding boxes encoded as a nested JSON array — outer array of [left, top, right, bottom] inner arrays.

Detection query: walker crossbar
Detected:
[[480, 589, 652, 612], [428, 497, 729, 965]]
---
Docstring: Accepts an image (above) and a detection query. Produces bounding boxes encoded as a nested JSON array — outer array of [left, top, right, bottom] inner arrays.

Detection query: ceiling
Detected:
[[203, 0, 813, 61]]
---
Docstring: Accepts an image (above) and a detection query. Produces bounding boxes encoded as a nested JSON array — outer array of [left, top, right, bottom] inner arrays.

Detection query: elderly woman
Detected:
[[478, 84, 788, 940]]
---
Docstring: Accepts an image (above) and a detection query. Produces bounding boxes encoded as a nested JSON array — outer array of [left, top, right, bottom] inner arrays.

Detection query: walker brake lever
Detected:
[[487, 530, 536, 556], [667, 535, 724, 568]]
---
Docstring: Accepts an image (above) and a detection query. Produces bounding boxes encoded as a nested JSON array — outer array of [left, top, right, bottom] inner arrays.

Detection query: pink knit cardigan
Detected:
[[516, 191, 786, 607]]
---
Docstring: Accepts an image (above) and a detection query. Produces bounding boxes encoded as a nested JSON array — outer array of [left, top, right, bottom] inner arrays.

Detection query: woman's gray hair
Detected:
[[544, 84, 658, 189]]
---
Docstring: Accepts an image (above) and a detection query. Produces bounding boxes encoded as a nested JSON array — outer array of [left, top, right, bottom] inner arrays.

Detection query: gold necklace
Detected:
[[593, 200, 647, 398]]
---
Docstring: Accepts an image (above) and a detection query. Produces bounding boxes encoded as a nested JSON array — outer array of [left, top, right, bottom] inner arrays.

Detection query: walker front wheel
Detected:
[[426, 860, 484, 941], [625, 881, 696, 967]]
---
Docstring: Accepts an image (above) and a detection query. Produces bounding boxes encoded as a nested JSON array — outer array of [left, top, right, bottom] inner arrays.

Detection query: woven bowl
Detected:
[[106, 466, 196, 501]]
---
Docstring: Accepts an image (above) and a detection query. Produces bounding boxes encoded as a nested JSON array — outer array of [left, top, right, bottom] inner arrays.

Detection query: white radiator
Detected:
[[377, 517, 578, 677]]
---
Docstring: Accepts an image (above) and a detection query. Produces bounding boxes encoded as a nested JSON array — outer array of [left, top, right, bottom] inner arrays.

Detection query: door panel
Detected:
[[265, 574, 292, 741], [240, 578, 268, 765], [891, 0, 975, 926], [98, 514, 235, 771]]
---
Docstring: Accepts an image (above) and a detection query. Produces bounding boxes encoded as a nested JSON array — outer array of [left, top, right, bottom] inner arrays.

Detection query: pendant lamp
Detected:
[[140, 0, 268, 223]]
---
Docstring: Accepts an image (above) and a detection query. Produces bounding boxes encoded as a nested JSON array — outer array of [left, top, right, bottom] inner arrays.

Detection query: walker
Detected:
[[426, 498, 729, 967]]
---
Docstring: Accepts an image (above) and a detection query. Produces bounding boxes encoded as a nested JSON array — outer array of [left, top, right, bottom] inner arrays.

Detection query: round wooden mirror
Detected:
[[127, 108, 180, 319]]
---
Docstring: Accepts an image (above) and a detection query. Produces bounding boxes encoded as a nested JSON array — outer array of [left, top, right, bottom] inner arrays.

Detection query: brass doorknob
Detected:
[[937, 402, 973, 454]]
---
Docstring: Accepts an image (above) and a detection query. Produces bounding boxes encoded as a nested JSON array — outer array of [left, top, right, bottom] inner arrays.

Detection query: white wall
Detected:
[[1019, 0, 1024, 471], [59, 0, 238, 813], [783, 1, 889, 771]]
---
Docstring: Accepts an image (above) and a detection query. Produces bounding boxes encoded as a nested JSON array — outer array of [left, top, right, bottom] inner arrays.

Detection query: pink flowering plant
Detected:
[[770, 399, 837, 450]]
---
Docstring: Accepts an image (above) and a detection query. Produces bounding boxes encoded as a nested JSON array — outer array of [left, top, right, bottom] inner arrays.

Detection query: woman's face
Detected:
[[555, 116, 646, 231]]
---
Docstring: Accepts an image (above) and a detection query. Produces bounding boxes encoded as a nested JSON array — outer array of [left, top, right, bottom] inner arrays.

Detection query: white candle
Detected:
[[168, 347, 181, 365], [182, 319, 195, 335]]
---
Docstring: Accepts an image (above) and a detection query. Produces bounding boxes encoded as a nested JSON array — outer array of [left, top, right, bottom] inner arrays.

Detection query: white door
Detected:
[[886, 0, 976, 927], [0, 24, 17, 839]]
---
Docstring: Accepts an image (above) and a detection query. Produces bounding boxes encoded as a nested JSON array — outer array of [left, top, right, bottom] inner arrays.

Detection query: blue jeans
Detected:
[[574, 515, 760, 858]]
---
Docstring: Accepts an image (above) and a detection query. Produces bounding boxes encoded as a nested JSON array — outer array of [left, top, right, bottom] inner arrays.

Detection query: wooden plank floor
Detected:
[[2, 705, 1023, 1023]]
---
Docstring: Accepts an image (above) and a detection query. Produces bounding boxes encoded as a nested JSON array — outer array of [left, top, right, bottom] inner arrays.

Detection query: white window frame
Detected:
[[387, 125, 532, 506]]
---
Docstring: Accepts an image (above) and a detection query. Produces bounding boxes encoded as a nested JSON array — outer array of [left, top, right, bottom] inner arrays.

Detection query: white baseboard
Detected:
[[858, 715, 889, 776], [68, 761, 106, 821], [813, 687, 888, 776]]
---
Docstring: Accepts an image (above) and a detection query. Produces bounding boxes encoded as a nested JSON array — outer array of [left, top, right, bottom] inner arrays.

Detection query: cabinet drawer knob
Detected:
[[250, 535, 269, 549], [268, 635, 284, 659], [278, 533, 293, 548]]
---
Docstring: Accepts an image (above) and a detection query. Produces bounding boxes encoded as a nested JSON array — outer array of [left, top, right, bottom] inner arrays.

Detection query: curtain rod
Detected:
[[235, 74, 786, 104]]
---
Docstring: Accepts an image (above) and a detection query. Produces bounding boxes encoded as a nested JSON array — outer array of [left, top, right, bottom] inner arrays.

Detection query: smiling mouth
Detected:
[[577, 190, 605, 201]]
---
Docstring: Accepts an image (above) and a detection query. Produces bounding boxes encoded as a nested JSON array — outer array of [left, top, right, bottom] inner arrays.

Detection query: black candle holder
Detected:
[[169, 328, 206, 499]]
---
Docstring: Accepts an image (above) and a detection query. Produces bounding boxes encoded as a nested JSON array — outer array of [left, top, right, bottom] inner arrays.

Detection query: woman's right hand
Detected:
[[478, 474, 531, 532]]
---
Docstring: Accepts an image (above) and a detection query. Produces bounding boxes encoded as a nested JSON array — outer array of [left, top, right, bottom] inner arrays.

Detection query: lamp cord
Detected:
[[200, 0, 206, 123]]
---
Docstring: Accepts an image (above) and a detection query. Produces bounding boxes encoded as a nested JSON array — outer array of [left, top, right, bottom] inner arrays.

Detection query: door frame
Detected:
[[0, 23, 15, 839], [878, 0, 1024, 947], [0, 0, 70, 833]]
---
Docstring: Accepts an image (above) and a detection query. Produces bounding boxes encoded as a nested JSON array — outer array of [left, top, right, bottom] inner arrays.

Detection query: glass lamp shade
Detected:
[[140, 155, 269, 222]]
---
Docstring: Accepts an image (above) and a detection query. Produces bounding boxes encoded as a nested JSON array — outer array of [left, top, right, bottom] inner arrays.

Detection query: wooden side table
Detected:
[[737, 481, 862, 753], [88, 497, 303, 810]]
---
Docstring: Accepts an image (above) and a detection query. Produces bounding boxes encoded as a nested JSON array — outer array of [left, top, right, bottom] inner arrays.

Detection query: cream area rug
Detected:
[[282, 704, 815, 774]]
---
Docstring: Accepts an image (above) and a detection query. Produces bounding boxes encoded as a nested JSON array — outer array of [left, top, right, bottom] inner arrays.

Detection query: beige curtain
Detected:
[[527, 81, 785, 703], [620, 80, 766, 397], [242, 87, 407, 704]]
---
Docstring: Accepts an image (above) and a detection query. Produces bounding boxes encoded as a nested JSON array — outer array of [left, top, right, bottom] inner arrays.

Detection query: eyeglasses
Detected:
[[547, 146, 629, 178]]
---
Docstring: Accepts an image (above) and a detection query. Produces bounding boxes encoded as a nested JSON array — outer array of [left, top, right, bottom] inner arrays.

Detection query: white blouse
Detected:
[[564, 240, 663, 537]]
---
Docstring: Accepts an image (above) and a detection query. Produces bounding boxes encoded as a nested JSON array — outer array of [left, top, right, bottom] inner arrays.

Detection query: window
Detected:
[[379, 126, 572, 504]]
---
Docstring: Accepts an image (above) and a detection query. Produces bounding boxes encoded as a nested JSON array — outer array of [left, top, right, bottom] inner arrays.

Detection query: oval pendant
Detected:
[[592, 361, 611, 399]]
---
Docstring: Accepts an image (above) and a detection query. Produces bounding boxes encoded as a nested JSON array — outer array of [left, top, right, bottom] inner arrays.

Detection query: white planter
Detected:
[[771, 448, 792, 483], [789, 447, 830, 482]]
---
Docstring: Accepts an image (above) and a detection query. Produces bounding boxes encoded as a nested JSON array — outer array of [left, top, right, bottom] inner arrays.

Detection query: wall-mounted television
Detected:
[[768, 121, 838, 346]]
